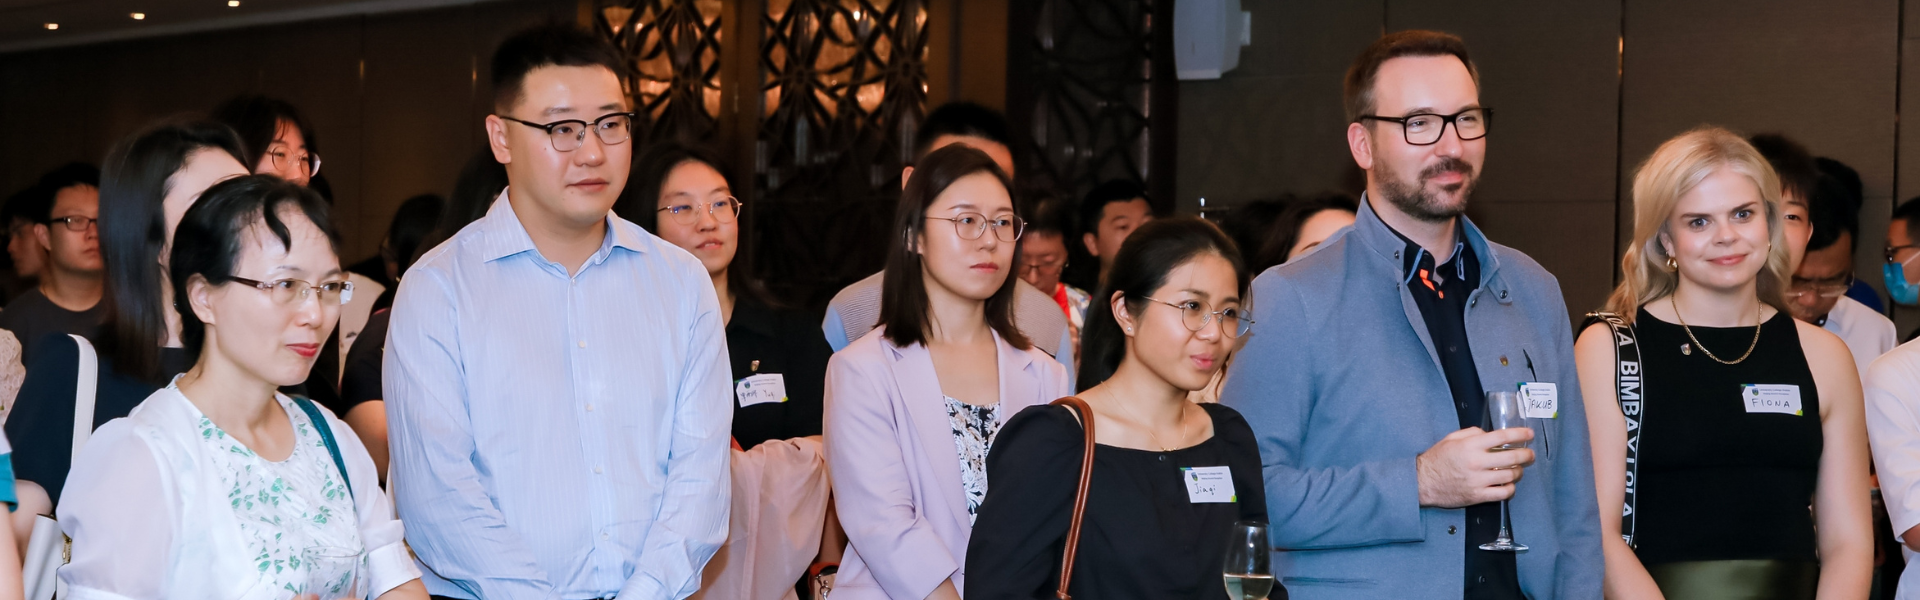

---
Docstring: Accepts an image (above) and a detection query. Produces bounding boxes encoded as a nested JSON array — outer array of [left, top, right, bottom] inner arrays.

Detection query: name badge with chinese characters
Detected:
[[1520, 382, 1559, 419], [735, 373, 789, 407], [1742, 384, 1804, 416], [1182, 466, 1236, 503]]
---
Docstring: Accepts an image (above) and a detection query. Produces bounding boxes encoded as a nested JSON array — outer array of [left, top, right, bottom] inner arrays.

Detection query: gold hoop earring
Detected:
[[1665, 256, 1678, 272]]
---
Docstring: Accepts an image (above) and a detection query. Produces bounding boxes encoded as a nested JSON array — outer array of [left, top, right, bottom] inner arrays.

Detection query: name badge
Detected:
[[1183, 466, 1236, 503], [1520, 382, 1559, 419], [1742, 384, 1804, 416], [735, 373, 788, 407]]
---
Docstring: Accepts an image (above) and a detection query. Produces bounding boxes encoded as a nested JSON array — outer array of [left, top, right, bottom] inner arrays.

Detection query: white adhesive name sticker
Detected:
[[1742, 384, 1803, 416], [1521, 382, 1559, 419], [734, 373, 789, 407], [1183, 466, 1236, 503]]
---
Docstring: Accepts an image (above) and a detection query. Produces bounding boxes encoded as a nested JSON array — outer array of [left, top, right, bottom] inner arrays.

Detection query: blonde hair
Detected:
[[1604, 126, 1791, 321]]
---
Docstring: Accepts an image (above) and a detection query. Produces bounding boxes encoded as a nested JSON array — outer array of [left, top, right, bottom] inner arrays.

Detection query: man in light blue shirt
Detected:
[[385, 25, 731, 600]]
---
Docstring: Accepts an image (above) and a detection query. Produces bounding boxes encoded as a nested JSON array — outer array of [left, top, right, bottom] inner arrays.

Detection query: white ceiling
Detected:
[[0, 0, 498, 53]]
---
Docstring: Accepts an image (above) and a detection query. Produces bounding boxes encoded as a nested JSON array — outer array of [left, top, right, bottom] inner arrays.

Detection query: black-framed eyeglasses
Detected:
[[499, 112, 636, 152], [44, 216, 97, 232], [229, 276, 354, 306], [928, 213, 1025, 242], [657, 196, 743, 227], [1787, 273, 1854, 299], [1356, 108, 1492, 146], [1136, 295, 1254, 338]]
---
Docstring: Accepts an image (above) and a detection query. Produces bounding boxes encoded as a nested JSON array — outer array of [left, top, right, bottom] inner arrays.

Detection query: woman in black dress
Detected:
[[967, 217, 1273, 600], [1576, 127, 1871, 599]]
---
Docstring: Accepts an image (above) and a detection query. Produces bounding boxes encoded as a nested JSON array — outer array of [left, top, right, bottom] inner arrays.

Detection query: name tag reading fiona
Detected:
[[1742, 384, 1804, 416], [1183, 466, 1236, 503]]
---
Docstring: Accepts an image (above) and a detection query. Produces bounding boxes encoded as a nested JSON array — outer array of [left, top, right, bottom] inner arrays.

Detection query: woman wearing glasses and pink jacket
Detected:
[[824, 145, 1071, 600]]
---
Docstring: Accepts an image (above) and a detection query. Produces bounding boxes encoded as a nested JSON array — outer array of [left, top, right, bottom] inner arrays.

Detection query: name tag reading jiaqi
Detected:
[[1742, 384, 1803, 416], [734, 373, 788, 407], [1183, 466, 1236, 503]]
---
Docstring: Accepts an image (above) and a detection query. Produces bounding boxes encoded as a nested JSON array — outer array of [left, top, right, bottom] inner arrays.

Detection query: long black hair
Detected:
[[613, 141, 775, 307], [878, 144, 1028, 350], [98, 118, 248, 381], [1077, 217, 1249, 391], [169, 175, 339, 357], [211, 95, 318, 172]]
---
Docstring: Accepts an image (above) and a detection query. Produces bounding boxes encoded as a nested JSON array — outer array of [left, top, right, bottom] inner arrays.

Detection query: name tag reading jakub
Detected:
[[1182, 466, 1236, 503], [1520, 382, 1559, 419], [1742, 384, 1804, 416]]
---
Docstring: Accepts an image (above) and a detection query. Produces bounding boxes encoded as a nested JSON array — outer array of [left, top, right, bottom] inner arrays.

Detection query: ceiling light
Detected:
[[43, 22, 57, 30], [228, 1, 239, 6], [130, 12, 145, 19]]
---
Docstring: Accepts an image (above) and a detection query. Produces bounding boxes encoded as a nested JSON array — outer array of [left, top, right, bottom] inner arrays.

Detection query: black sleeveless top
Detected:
[[1630, 307, 1822, 566]]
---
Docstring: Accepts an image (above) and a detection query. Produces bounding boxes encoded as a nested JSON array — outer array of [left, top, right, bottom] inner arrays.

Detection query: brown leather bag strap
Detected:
[[1050, 395, 1096, 600]]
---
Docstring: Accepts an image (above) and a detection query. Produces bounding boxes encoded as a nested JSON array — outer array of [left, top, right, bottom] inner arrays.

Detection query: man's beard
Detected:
[[1377, 156, 1478, 223]]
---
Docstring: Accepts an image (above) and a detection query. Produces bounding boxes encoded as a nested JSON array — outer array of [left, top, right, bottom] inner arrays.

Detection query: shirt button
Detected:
[[1475, 517, 1482, 525], [1158, 455, 1168, 462], [602, 532, 610, 540], [1478, 576, 1487, 584], [1448, 526, 1457, 535], [578, 340, 587, 348], [585, 403, 595, 412], [594, 466, 604, 474]]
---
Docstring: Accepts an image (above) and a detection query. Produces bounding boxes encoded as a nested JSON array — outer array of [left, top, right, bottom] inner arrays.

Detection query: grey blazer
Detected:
[[1221, 198, 1603, 599]]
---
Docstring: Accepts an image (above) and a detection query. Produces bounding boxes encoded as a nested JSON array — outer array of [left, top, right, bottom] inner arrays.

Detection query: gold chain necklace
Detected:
[[1669, 295, 1763, 365], [1103, 387, 1191, 452]]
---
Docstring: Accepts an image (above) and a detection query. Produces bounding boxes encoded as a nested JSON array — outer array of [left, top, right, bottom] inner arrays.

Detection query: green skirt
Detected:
[[1645, 560, 1818, 600]]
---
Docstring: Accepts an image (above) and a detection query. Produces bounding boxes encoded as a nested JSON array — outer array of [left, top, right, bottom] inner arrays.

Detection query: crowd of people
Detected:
[[1, 20, 1919, 600]]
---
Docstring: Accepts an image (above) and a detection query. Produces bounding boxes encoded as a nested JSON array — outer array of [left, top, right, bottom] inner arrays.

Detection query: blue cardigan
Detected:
[[1221, 197, 1604, 599]]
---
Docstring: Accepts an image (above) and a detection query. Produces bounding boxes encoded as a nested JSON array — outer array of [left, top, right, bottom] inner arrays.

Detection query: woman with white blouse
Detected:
[[56, 175, 427, 600]]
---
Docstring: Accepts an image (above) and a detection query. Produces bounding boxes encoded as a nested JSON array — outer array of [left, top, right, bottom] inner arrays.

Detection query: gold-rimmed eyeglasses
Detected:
[[229, 276, 354, 306], [1136, 295, 1253, 338]]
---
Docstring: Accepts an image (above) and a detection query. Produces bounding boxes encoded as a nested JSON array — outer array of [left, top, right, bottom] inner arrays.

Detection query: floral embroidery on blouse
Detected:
[[946, 395, 1000, 525], [185, 383, 362, 598]]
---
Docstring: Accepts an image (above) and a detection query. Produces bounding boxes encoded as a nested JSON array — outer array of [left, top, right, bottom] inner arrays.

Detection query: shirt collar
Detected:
[[1351, 192, 1500, 289], [1375, 203, 1474, 287], [478, 187, 648, 265]]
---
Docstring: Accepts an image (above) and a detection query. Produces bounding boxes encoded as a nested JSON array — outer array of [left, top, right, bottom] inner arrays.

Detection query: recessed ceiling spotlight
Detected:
[[130, 12, 145, 19], [227, 1, 239, 6], [43, 22, 58, 30]]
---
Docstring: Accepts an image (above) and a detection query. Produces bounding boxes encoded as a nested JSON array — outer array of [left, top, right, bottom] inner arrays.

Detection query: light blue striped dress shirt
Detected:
[[384, 193, 732, 600]]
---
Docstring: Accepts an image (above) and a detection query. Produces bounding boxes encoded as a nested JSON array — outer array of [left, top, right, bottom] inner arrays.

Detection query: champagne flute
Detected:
[[1479, 391, 1530, 552], [1223, 520, 1276, 600]]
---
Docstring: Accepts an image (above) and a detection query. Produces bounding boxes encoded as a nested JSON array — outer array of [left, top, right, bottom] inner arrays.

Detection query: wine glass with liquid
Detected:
[[1479, 390, 1530, 552], [1223, 520, 1276, 600]]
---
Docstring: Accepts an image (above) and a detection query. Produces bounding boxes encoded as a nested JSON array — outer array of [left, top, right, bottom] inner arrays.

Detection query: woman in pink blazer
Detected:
[[824, 144, 1072, 599]]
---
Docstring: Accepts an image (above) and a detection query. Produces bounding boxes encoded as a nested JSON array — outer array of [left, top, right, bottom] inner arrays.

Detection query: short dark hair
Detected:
[[1895, 196, 1920, 241], [1806, 175, 1858, 254], [170, 175, 339, 357], [491, 24, 625, 113], [1815, 156, 1865, 215], [1079, 179, 1150, 239], [3, 184, 51, 227], [1019, 187, 1074, 238], [1252, 192, 1359, 273], [384, 193, 446, 276], [1747, 133, 1820, 206], [1077, 217, 1248, 391], [879, 144, 1027, 350], [1343, 30, 1478, 123], [913, 102, 1012, 163], [212, 95, 318, 171], [100, 118, 249, 381]]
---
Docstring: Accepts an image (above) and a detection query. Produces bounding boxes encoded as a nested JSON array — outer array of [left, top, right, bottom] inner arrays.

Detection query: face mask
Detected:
[[1885, 262, 1920, 306]]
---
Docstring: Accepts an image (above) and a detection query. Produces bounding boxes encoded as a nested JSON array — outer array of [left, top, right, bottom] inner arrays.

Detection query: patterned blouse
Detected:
[[945, 395, 1001, 525], [192, 384, 363, 598]]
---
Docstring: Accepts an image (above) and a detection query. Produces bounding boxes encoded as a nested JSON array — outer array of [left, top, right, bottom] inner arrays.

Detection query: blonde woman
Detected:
[[1575, 127, 1871, 599]]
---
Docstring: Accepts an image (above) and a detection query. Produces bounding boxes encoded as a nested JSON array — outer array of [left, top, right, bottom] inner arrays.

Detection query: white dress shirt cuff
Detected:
[[367, 540, 423, 597]]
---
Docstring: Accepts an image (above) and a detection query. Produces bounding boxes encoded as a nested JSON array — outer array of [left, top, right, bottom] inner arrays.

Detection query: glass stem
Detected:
[[1497, 499, 1514, 542]]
